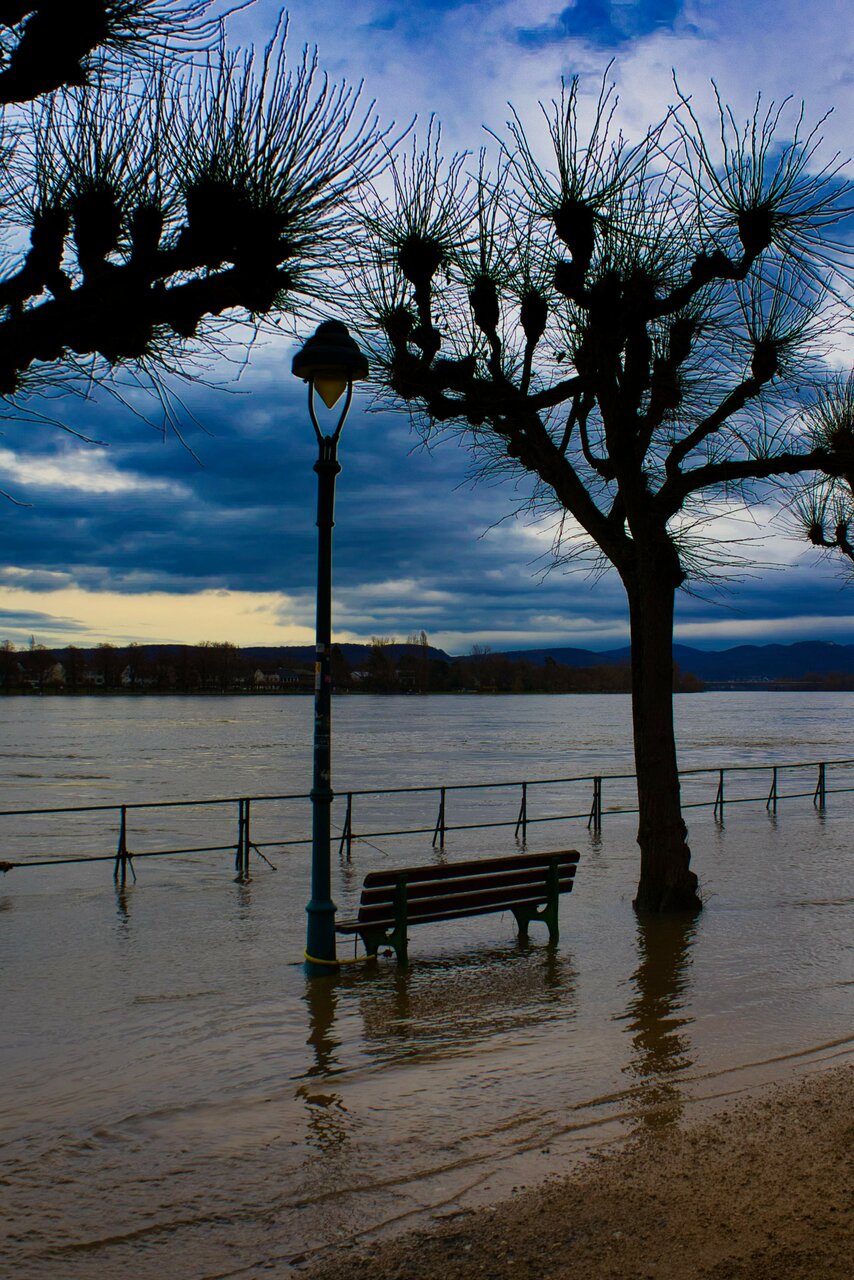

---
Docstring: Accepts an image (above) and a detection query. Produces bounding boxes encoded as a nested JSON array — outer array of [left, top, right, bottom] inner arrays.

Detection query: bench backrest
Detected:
[[356, 850, 579, 928]]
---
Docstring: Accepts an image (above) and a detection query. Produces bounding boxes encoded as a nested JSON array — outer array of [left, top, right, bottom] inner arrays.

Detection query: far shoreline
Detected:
[[7, 683, 854, 696]]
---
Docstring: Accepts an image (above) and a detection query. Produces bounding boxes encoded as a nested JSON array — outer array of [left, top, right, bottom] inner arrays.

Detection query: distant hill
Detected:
[[9, 638, 854, 689], [73, 641, 454, 667], [490, 641, 854, 682], [675, 642, 854, 681], [236, 641, 454, 667]]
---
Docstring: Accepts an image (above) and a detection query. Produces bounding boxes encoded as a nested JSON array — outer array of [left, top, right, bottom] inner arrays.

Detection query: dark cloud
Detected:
[[0, 568, 73, 592], [0, 362, 532, 597], [0, 607, 90, 634], [518, 0, 685, 49], [1, 338, 852, 650], [0, 366, 509, 619]]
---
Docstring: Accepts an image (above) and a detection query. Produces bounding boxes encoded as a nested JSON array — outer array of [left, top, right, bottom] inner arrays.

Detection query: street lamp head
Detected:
[[291, 320, 369, 409]]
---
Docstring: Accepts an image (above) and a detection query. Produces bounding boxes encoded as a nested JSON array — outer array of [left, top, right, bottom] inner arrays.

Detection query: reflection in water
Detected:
[[337, 856, 359, 898], [114, 884, 132, 927], [233, 879, 253, 916], [620, 913, 698, 1130], [301, 978, 349, 1154], [358, 944, 572, 1056], [298, 945, 577, 1164], [304, 977, 341, 1078]]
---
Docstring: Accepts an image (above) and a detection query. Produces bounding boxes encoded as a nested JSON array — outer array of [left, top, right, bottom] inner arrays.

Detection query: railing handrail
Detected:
[[2, 755, 852, 875], [2, 756, 853, 819]]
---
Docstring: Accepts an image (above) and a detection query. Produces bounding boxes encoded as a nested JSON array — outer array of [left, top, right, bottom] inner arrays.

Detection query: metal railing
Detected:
[[1, 756, 852, 883]]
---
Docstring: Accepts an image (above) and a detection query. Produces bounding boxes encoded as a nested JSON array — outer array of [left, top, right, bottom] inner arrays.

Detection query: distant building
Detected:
[[120, 665, 156, 688], [254, 669, 280, 689]]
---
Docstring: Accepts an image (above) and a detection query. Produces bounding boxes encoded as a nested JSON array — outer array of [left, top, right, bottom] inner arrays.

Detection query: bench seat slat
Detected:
[[338, 878, 576, 933], [362, 849, 579, 889], [338, 894, 557, 934], [354, 876, 577, 924], [359, 863, 577, 906]]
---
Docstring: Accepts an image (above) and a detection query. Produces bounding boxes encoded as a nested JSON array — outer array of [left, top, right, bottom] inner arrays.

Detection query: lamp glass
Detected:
[[314, 374, 349, 409]]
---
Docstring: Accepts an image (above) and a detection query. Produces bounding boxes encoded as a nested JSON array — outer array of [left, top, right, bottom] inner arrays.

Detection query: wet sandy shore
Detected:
[[304, 1062, 852, 1280]]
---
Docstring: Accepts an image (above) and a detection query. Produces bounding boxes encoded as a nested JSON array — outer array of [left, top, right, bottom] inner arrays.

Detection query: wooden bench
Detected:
[[336, 849, 580, 964]]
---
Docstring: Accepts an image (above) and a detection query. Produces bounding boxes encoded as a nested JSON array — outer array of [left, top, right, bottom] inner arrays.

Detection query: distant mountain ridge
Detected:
[[12, 639, 854, 684], [150, 639, 854, 680], [491, 641, 854, 681]]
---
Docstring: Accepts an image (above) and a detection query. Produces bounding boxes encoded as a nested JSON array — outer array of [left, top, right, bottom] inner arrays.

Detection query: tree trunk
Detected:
[[624, 565, 702, 915]]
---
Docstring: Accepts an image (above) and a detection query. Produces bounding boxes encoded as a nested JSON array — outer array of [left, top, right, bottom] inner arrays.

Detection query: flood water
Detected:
[[1, 693, 852, 1278]]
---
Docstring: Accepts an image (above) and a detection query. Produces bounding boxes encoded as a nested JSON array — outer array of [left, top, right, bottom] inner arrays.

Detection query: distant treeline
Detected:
[[0, 636, 708, 694]]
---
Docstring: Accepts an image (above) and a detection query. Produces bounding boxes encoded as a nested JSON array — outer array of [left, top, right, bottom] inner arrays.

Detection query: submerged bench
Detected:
[[336, 849, 580, 964]]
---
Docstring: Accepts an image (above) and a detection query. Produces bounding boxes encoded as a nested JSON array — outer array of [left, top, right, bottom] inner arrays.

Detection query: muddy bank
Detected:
[[303, 1063, 852, 1280]]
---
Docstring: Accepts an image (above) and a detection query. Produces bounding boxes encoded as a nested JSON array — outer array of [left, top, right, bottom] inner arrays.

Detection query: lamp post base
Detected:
[[305, 898, 338, 975]]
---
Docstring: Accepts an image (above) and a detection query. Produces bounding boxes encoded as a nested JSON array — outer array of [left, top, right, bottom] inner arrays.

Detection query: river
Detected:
[[1, 692, 852, 1278]]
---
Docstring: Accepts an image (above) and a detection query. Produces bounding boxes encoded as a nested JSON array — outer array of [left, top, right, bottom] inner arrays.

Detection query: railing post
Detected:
[[337, 792, 353, 861], [587, 777, 602, 833], [766, 766, 778, 812], [514, 782, 528, 841], [243, 798, 252, 878], [432, 787, 446, 850], [113, 805, 135, 885], [814, 762, 827, 809], [234, 799, 248, 881], [713, 769, 725, 820]]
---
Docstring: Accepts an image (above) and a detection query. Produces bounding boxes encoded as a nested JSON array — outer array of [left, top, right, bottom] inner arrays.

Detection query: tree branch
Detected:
[[665, 374, 767, 477], [512, 413, 630, 565], [528, 374, 584, 412], [660, 447, 838, 515], [0, 258, 294, 391], [650, 246, 755, 319]]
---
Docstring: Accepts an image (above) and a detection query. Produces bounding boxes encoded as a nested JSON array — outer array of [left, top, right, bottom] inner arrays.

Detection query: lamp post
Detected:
[[292, 321, 368, 975]]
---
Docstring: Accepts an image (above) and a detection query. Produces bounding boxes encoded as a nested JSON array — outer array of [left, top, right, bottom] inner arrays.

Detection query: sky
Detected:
[[2, 0, 854, 655]]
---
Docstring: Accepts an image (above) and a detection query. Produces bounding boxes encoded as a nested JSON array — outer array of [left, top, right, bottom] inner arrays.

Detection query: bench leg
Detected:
[[392, 880, 409, 965], [512, 863, 561, 943], [358, 928, 385, 959], [357, 881, 409, 965], [513, 902, 559, 943], [391, 923, 409, 966], [541, 896, 559, 943], [356, 923, 409, 964], [512, 906, 530, 941]]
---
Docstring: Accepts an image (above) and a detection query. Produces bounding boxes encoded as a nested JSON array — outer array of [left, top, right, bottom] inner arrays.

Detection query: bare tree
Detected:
[[0, 2, 388, 436], [349, 82, 854, 913], [795, 373, 854, 568]]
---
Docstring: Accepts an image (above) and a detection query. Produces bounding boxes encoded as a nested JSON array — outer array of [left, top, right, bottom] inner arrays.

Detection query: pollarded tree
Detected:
[[796, 373, 854, 568], [350, 85, 854, 914], [0, 2, 387, 434]]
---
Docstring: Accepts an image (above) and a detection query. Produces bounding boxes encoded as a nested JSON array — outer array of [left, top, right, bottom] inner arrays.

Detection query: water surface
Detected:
[[1, 693, 852, 1278]]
